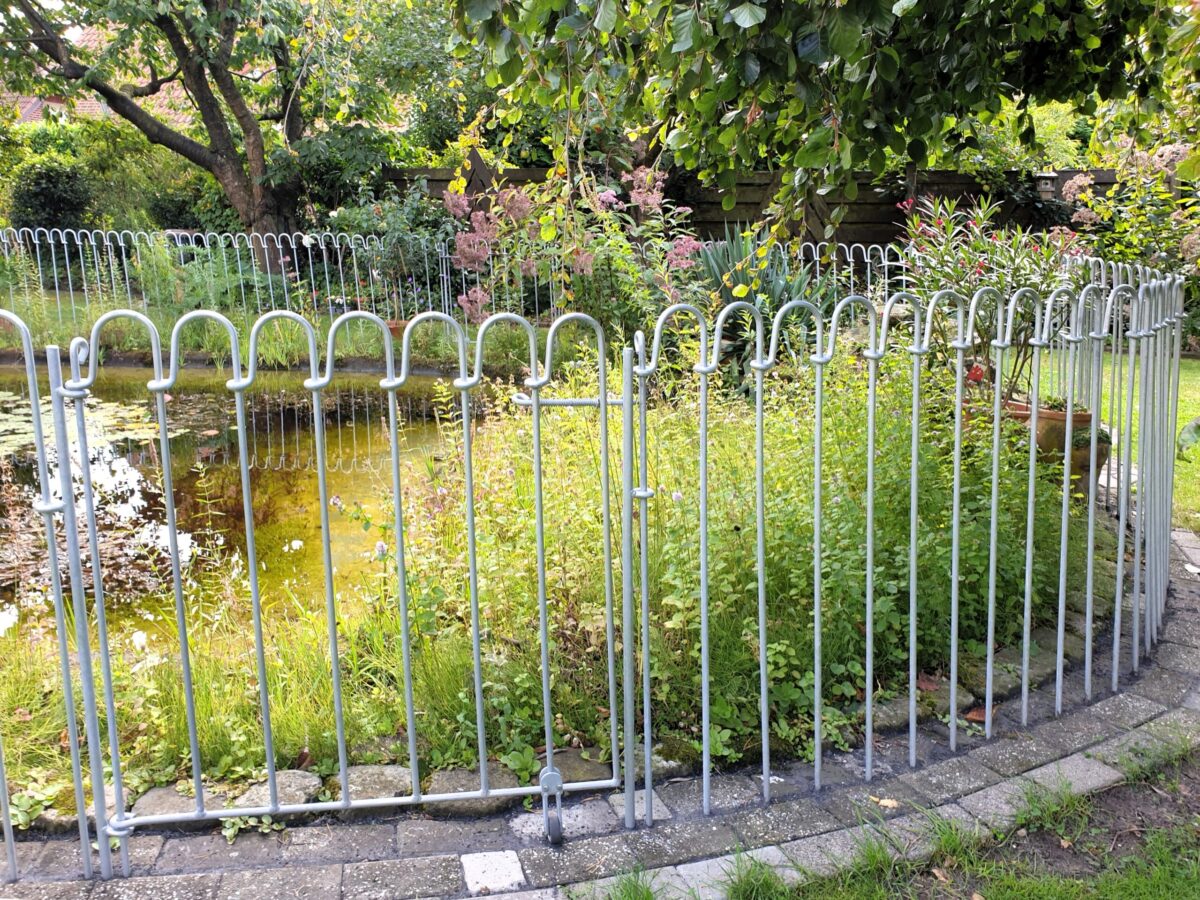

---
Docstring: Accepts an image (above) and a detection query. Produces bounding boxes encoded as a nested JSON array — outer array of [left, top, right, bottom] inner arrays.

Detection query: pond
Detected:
[[0, 363, 451, 631]]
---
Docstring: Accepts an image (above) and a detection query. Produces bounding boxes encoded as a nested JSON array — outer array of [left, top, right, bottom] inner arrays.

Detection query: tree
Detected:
[[453, 0, 1176, 229], [0, 0, 451, 234]]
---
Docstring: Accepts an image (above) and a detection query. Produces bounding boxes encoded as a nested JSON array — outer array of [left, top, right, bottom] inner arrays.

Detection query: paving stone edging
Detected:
[[4, 535, 1200, 900]]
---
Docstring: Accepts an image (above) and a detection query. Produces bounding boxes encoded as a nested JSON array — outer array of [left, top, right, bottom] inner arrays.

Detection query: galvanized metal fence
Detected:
[[0, 247, 1186, 883], [0, 228, 907, 330]]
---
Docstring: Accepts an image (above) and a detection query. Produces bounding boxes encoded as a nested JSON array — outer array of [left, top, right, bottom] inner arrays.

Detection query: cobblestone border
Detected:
[[4, 535, 1200, 900]]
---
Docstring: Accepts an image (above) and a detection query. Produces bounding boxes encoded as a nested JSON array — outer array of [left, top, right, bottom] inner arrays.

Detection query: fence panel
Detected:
[[0, 246, 1186, 883]]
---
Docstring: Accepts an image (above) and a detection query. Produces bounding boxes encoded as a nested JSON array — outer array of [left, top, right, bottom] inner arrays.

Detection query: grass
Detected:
[[0, 343, 1106, 819], [0, 285, 579, 381], [1095, 353, 1200, 531]]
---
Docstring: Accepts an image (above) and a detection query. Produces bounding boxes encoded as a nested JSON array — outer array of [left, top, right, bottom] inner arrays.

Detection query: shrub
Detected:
[[8, 154, 93, 231]]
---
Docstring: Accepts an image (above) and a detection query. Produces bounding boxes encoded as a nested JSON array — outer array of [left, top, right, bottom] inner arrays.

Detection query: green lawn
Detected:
[[1100, 354, 1200, 533]]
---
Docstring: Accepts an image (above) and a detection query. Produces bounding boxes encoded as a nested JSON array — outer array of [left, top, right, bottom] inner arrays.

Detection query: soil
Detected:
[[911, 756, 1200, 896]]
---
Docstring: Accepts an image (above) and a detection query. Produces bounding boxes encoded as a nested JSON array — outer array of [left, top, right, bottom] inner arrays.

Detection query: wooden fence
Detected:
[[384, 150, 1117, 243]]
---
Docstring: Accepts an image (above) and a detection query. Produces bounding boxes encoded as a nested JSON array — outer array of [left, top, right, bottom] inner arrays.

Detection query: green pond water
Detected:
[[0, 364, 445, 623]]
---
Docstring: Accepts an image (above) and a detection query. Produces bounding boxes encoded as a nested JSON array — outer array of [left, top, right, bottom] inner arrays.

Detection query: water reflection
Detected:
[[0, 364, 449, 621]]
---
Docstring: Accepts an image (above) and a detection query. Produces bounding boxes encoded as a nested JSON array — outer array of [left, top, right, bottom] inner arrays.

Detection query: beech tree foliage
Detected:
[[453, 0, 1179, 224]]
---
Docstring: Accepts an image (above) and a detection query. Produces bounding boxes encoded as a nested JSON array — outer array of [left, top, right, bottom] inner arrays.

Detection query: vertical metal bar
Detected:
[[530, 381, 556, 779], [232, 385, 278, 807], [635, 339, 653, 823], [948, 340, 965, 750], [864, 352, 879, 779], [458, 378, 489, 794], [1021, 338, 1043, 725], [66, 352, 130, 875], [1054, 324, 1079, 715], [1112, 304, 1139, 690], [47, 348, 113, 879], [753, 353, 770, 798], [385, 384, 422, 799], [697, 363, 711, 814], [309, 383, 352, 802], [984, 334, 1005, 738], [907, 335, 921, 767], [812, 359, 825, 789], [1132, 292, 1149, 672], [24, 357, 91, 878], [620, 347, 636, 828], [1083, 321, 1105, 699]]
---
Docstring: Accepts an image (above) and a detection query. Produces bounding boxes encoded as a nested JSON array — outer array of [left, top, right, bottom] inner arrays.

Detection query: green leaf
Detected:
[[730, 3, 767, 29], [876, 46, 899, 81], [672, 8, 697, 52], [593, 0, 617, 34], [892, 0, 917, 15]]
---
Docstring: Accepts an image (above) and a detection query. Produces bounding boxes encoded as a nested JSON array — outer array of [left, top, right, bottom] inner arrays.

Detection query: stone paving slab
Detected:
[[955, 777, 1034, 831], [897, 757, 1001, 805], [778, 823, 877, 877], [817, 779, 933, 828], [153, 834, 282, 875], [1030, 707, 1121, 753], [1027, 753, 1124, 794], [92, 873, 221, 900], [341, 855, 463, 900], [1129, 665, 1195, 706], [726, 797, 842, 847], [1087, 691, 1167, 730], [24, 838, 163, 882], [398, 817, 513, 854], [278, 823, 395, 864], [0, 880, 93, 899], [1154, 642, 1200, 676], [625, 819, 741, 869], [605, 789, 671, 824], [653, 774, 760, 815], [509, 800, 620, 842], [968, 733, 1068, 777], [215, 864, 342, 899], [462, 850, 527, 895], [517, 834, 637, 889]]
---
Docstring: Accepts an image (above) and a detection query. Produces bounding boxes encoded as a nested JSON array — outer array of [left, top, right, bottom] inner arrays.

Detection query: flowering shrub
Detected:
[[901, 195, 1090, 398], [1059, 146, 1200, 276], [436, 167, 710, 334]]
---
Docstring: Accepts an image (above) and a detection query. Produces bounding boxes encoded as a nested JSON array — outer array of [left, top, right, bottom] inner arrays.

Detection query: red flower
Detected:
[[967, 364, 985, 384]]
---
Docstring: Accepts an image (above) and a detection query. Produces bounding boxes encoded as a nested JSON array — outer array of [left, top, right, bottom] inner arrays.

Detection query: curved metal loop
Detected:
[[710, 302, 765, 372], [66, 310, 164, 394], [160, 311, 243, 392], [636, 304, 710, 377], [315, 311, 397, 390], [541, 312, 607, 387], [820, 295, 878, 362]]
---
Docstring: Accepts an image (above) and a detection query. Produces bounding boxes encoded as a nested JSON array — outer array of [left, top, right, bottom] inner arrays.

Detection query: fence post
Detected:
[[621, 347, 636, 829], [46, 346, 113, 879]]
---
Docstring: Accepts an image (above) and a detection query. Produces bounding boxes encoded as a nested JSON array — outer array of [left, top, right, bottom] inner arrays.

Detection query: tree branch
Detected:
[[11, 0, 223, 174]]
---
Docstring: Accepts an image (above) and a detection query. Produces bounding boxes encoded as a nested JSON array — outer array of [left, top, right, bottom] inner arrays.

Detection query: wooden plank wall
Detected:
[[384, 153, 1117, 244]]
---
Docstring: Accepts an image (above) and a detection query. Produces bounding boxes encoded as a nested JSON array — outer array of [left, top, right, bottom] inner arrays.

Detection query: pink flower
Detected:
[[571, 250, 595, 275], [519, 257, 538, 278], [621, 167, 666, 210], [596, 189, 624, 210], [665, 235, 703, 270], [495, 187, 533, 221], [443, 190, 471, 219], [457, 285, 490, 324], [1061, 173, 1094, 204]]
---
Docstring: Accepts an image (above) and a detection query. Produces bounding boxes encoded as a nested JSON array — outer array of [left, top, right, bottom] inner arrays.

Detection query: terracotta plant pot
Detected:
[[386, 319, 409, 340], [1003, 402, 1111, 496]]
